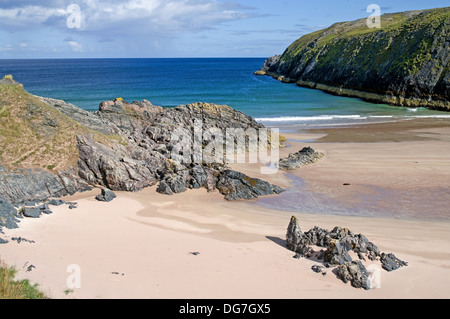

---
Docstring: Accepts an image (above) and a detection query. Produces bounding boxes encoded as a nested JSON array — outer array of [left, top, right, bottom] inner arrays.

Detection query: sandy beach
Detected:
[[1, 118, 450, 299]]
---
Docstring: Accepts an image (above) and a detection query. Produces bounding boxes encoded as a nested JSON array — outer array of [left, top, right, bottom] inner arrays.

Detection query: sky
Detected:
[[0, 0, 448, 58]]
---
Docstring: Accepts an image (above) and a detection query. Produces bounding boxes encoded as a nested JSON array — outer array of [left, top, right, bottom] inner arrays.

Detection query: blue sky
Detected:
[[0, 0, 448, 58]]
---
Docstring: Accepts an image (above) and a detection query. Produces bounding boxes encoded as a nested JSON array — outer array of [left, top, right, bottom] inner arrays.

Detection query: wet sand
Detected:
[[1, 118, 450, 299]]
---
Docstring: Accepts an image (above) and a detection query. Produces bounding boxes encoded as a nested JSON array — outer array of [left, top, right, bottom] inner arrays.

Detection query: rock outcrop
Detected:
[[285, 216, 408, 290], [278, 147, 323, 170], [0, 77, 285, 241], [216, 170, 284, 201], [256, 7, 450, 111]]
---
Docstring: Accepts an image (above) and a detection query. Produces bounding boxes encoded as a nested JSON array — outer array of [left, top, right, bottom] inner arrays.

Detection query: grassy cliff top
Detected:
[[0, 75, 107, 172], [282, 7, 450, 63]]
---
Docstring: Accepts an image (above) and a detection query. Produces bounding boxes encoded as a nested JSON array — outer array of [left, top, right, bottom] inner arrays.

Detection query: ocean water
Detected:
[[1, 58, 449, 126]]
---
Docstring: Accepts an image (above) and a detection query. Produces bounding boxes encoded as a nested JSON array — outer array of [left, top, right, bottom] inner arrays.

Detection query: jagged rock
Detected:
[[0, 166, 91, 206], [304, 226, 330, 247], [285, 217, 407, 289], [157, 174, 188, 195], [324, 240, 353, 265], [336, 261, 371, 290], [95, 188, 117, 202], [216, 169, 284, 201], [156, 180, 174, 195], [0, 197, 19, 230], [278, 147, 324, 170], [285, 216, 312, 256], [381, 253, 408, 272], [0, 196, 19, 243], [286, 216, 304, 251]]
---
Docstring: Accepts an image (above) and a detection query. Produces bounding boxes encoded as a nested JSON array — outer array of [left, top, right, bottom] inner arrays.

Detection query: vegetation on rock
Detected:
[[256, 7, 450, 110]]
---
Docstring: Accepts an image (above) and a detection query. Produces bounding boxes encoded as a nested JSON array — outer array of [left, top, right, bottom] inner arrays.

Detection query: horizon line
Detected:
[[0, 56, 271, 60]]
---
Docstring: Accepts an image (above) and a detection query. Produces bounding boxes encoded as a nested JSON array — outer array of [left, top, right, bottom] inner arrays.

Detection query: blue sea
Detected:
[[1, 58, 449, 126]]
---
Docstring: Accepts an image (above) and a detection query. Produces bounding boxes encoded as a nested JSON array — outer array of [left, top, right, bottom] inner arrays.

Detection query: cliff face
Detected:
[[256, 7, 450, 111]]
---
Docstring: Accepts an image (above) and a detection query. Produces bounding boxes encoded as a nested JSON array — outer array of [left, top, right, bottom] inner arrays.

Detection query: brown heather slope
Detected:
[[0, 76, 108, 172]]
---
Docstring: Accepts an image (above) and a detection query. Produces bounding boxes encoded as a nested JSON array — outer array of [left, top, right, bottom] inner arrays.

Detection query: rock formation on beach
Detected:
[[256, 7, 450, 111], [0, 76, 284, 241], [277, 147, 324, 170], [286, 216, 408, 290]]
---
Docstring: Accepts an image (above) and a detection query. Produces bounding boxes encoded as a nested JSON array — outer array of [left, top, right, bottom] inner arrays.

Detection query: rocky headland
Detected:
[[256, 7, 450, 111], [0, 76, 287, 241]]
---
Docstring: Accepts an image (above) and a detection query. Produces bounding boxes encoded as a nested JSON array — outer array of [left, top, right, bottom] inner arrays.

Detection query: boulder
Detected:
[[380, 253, 408, 272], [278, 147, 323, 170], [95, 188, 117, 202], [217, 169, 284, 201], [48, 199, 66, 206], [22, 207, 41, 218], [336, 261, 371, 290]]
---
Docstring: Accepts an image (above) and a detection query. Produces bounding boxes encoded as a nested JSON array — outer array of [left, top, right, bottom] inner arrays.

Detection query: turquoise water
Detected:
[[1, 58, 448, 126]]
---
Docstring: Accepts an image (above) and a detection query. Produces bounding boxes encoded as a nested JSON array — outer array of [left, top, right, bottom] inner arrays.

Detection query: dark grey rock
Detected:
[[48, 199, 65, 206], [304, 226, 330, 247], [336, 261, 371, 290], [285, 216, 312, 257], [22, 207, 42, 218], [156, 180, 174, 195], [380, 253, 408, 272], [286, 216, 304, 251], [217, 169, 284, 201], [0, 196, 19, 230], [11, 237, 35, 244], [95, 188, 117, 202], [285, 217, 407, 289], [312, 265, 325, 273], [0, 166, 91, 206], [278, 147, 324, 170], [324, 241, 353, 265], [26, 264, 36, 272]]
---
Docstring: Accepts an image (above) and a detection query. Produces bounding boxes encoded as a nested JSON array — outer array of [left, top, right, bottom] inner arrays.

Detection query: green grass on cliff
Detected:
[[275, 7, 449, 108], [282, 6, 450, 68], [0, 75, 115, 171]]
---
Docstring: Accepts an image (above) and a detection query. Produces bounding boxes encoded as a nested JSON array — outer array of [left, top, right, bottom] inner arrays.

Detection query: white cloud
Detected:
[[0, 0, 253, 34], [67, 40, 83, 52], [0, 5, 66, 29]]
